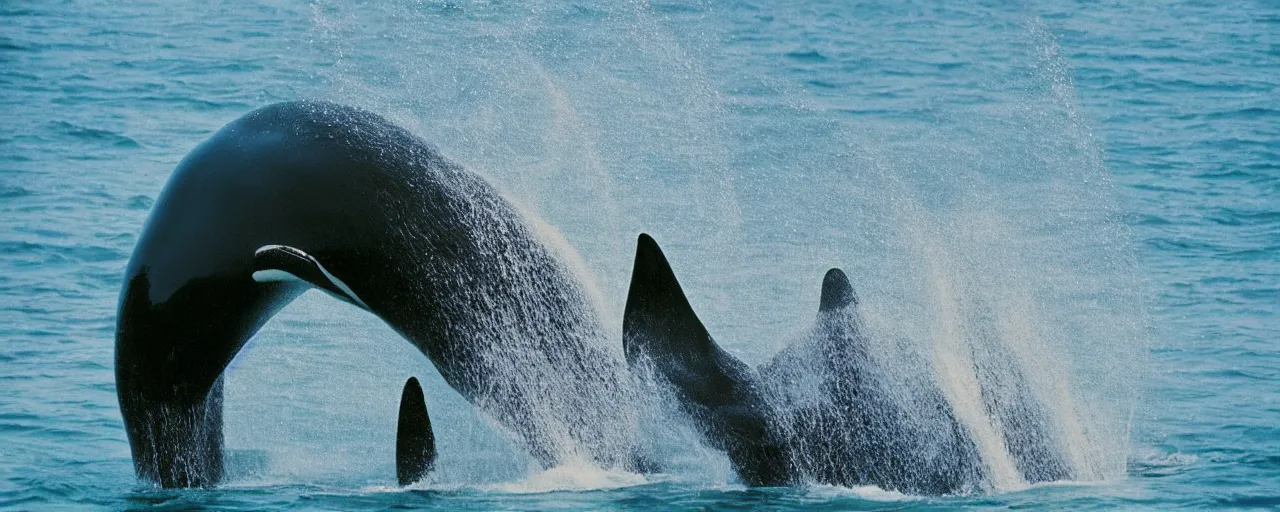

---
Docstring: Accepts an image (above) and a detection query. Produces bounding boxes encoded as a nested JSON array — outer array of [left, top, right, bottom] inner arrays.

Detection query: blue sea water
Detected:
[[1, 0, 1277, 510]]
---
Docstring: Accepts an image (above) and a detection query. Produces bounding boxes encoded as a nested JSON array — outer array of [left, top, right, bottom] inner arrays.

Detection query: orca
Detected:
[[961, 304, 1075, 484], [622, 234, 793, 486], [758, 268, 988, 495], [396, 377, 436, 486], [621, 234, 1074, 494], [115, 101, 638, 487]]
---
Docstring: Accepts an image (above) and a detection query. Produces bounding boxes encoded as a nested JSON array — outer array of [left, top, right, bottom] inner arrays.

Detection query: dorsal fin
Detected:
[[819, 268, 857, 313], [251, 245, 369, 310], [396, 377, 436, 486], [622, 234, 792, 485], [623, 234, 718, 366]]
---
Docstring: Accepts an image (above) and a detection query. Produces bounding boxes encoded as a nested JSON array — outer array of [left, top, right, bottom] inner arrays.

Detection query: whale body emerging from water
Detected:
[[115, 101, 639, 487], [757, 269, 990, 494], [622, 234, 1074, 494]]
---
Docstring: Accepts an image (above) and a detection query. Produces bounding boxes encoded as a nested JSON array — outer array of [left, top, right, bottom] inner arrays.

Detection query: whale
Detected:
[[757, 268, 989, 494], [622, 234, 1074, 494], [115, 100, 638, 487], [956, 303, 1075, 484], [761, 271, 1075, 492]]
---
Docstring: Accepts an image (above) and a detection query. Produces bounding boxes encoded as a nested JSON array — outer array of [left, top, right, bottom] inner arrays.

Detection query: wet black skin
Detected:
[[962, 304, 1075, 484], [758, 269, 989, 495], [116, 101, 630, 487], [761, 272, 1074, 492], [623, 237, 1072, 495], [622, 234, 794, 486], [396, 377, 436, 486]]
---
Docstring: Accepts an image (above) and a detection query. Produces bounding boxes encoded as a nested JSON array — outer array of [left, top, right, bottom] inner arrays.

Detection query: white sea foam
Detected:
[[805, 483, 917, 501], [486, 462, 649, 494]]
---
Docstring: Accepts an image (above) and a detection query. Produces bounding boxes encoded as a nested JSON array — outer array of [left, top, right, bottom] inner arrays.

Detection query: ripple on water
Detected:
[[0, 185, 34, 198], [784, 49, 829, 63], [0, 241, 127, 265], [47, 121, 141, 148], [126, 195, 153, 210]]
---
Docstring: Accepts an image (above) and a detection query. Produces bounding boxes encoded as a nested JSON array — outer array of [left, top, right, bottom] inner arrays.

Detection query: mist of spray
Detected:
[[220, 0, 1145, 493]]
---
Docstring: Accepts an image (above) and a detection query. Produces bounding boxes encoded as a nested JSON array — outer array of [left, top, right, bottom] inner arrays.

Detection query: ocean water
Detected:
[[1, 0, 1277, 510]]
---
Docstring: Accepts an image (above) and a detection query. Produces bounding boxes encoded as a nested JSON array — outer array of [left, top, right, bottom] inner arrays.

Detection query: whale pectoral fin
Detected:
[[251, 245, 370, 310], [623, 234, 790, 485], [819, 268, 857, 313], [396, 376, 437, 486]]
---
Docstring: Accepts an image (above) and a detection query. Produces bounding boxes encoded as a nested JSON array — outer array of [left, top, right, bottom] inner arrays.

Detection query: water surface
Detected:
[[2, 0, 1277, 510]]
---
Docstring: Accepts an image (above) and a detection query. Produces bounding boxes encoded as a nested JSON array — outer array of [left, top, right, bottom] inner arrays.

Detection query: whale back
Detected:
[[116, 101, 635, 487], [758, 269, 989, 495]]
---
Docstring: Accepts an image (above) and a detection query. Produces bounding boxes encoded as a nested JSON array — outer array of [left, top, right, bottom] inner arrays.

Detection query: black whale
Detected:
[[116, 101, 637, 487], [622, 234, 1074, 494]]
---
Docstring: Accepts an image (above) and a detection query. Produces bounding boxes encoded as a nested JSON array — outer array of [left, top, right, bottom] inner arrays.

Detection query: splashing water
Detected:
[[8, 0, 1277, 508], [216, 0, 1145, 496]]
